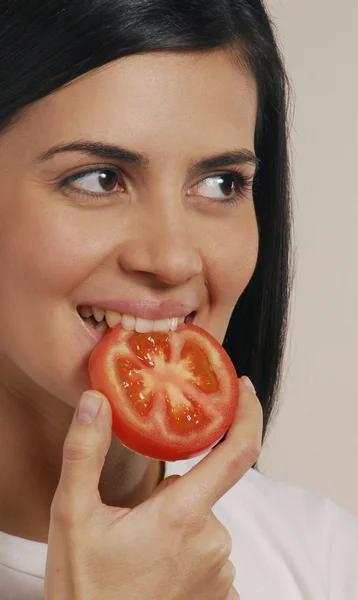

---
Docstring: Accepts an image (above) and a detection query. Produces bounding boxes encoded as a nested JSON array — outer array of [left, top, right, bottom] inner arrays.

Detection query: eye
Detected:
[[59, 167, 253, 205], [63, 168, 125, 195], [189, 172, 252, 203]]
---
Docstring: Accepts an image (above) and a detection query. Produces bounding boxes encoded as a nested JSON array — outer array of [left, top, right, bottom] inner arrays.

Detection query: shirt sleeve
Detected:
[[325, 497, 358, 599]]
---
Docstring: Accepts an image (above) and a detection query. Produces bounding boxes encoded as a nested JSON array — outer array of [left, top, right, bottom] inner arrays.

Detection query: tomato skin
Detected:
[[89, 324, 239, 462]]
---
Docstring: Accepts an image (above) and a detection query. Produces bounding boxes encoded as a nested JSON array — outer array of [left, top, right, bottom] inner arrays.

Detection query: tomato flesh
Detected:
[[89, 324, 238, 461]]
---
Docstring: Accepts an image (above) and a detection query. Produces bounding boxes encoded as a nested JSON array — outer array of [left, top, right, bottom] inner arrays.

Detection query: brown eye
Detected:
[[68, 168, 124, 194], [97, 170, 118, 192], [189, 172, 248, 201]]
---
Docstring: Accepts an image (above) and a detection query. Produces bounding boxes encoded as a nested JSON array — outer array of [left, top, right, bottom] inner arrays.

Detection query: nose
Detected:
[[118, 204, 203, 286]]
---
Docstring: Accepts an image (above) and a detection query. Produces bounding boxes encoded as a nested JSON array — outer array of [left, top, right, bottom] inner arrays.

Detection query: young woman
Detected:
[[0, 1, 357, 598]]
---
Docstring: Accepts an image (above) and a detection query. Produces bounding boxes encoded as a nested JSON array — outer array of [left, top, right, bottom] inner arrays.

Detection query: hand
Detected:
[[44, 377, 262, 600]]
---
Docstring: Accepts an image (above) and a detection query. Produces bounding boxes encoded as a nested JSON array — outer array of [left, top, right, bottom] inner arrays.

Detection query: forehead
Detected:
[[7, 49, 258, 161]]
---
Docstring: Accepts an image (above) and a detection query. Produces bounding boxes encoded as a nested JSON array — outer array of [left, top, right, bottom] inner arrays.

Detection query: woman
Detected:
[[0, 0, 357, 598]]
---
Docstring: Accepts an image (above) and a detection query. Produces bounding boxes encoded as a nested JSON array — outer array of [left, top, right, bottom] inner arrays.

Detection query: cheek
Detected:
[[0, 193, 108, 400], [207, 204, 259, 302], [201, 203, 259, 342], [0, 195, 105, 300]]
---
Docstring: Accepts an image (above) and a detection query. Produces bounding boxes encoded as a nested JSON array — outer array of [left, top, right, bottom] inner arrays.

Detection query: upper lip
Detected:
[[78, 299, 198, 320]]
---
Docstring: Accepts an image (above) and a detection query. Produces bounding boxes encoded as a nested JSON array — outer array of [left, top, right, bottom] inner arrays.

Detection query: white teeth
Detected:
[[121, 314, 136, 331], [153, 319, 170, 332], [135, 317, 154, 333], [169, 317, 179, 331], [93, 307, 105, 322], [85, 307, 190, 332], [95, 320, 108, 333], [105, 310, 122, 328], [79, 306, 93, 318]]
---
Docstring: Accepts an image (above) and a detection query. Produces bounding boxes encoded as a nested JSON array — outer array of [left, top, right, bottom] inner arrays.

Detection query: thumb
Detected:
[[55, 391, 113, 513]]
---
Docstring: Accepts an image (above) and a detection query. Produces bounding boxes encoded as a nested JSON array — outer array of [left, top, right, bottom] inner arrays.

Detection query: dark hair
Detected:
[[0, 0, 293, 469]]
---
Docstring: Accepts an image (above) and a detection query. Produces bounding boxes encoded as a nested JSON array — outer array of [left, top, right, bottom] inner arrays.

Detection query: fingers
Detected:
[[172, 377, 263, 511], [227, 587, 240, 599], [149, 474, 181, 500], [220, 559, 236, 586], [52, 391, 113, 519]]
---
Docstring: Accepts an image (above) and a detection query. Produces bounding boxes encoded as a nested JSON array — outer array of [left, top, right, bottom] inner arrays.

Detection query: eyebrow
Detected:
[[37, 140, 259, 174]]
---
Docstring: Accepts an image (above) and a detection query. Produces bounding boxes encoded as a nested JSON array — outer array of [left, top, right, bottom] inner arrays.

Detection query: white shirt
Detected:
[[1, 458, 357, 599]]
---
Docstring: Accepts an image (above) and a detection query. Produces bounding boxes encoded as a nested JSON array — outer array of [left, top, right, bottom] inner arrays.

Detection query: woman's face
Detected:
[[0, 50, 258, 406]]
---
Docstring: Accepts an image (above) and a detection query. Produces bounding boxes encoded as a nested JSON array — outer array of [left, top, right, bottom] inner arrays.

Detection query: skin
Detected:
[[0, 48, 258, 543]]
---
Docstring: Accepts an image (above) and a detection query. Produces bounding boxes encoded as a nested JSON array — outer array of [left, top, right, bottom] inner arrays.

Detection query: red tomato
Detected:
[[88, 323, 239, 461]]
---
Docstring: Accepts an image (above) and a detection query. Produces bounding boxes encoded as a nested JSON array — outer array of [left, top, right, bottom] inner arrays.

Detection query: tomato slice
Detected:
[[88, 323, 239, 461]]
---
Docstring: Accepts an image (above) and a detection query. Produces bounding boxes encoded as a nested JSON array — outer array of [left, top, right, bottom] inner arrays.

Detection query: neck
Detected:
[[0, 361, 164, 543]]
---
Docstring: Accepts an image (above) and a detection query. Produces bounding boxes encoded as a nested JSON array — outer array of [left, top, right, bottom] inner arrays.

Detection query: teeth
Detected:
[[153, 319, 170, 332], [121, 314, 136, 331], [93, 307, 105, 322], [135, 317, 154, 333], [95, 320, 108, 333], [169, 317, 179, 331], [105, 310, 122, 328], [83, 306, 190, 332], [82, 316, 94, 326], [79, 306, 93, 318]]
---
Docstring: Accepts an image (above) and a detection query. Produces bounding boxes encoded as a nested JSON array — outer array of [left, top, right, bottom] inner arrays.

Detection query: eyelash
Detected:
[[59, 164, 254, 206]]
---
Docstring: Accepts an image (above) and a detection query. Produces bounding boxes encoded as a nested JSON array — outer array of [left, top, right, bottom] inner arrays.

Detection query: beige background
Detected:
[[257, 0, 358, 515]]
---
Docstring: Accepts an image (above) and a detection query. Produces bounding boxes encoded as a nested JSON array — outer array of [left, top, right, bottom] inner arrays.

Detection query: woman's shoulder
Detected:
[[166, 459, 358, 599], [234, 466, 358, 544], [227, 468, 358, 598], [167, 456, 358, 530]]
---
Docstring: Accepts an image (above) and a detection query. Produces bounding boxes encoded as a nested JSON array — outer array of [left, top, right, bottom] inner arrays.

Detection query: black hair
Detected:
[[0, 0, 293, 470]]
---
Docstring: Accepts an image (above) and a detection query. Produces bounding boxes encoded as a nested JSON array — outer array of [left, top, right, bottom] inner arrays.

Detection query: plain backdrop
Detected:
[[257, 0, 358, 515]]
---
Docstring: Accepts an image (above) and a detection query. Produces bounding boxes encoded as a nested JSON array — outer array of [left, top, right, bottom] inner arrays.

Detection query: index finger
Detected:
[[171, 378, 263, 511]]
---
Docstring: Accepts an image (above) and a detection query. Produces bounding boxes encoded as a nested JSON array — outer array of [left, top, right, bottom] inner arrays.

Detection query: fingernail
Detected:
[[77, 391, 103, 423], [241, 376, 256, 394]]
